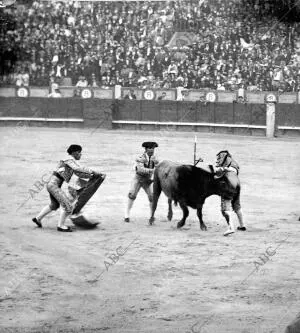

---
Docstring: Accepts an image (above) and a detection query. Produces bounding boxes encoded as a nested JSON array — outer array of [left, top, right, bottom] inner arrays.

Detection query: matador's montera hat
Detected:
[[67, 144, 82, 155], [142, 142, 158, 149]]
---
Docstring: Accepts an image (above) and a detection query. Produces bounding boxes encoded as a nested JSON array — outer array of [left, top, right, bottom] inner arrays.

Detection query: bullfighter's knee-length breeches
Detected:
[[221, 196, 241, 212], [128, 175, 153, 201], [47, 176, 73, 214]]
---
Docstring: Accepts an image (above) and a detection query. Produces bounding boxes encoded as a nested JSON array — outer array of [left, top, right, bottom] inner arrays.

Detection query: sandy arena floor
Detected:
[[0, 127, 299, 333]]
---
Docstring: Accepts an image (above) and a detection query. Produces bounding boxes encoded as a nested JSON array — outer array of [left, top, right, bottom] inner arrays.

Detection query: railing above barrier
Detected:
[[0, 86, 299, 104]]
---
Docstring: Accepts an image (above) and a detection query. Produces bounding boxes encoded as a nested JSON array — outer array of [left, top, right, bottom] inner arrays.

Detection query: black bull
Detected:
[[149, 160, 240, 230]]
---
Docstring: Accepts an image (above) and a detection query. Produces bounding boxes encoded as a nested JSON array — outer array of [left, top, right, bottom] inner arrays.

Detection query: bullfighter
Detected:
[[214, 150, 246, 235], [32, 144, 105, 232], [124, 141, 159, 223]]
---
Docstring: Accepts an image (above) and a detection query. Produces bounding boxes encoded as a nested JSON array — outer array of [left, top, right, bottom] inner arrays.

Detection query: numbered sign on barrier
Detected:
[[143, 90, 156, 100], [81, 88, 93, 99], [205, 92, 216, 102], [265, 93, 277, 103], [16, 87, 29, 98]]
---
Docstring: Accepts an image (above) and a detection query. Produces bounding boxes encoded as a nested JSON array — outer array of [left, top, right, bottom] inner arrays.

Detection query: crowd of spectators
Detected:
[[0, 0, 300, 92]]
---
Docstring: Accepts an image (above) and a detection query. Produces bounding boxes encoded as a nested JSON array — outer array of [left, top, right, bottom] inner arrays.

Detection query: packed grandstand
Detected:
[[0, 0, 300, 92]]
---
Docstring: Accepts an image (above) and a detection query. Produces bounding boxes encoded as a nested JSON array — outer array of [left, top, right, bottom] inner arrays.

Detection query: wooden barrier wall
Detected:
[[0, 97, 299, 136], [112, 100, 268, 136], [113, 100, 267, 125], [0, 97, 113, 129], [276, 103, 300, 136]]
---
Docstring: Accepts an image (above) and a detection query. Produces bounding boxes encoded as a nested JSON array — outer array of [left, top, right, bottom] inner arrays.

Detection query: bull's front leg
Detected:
[[177, 202, 189, 228], [149, 198, 156, 225], [167, 199, 173, 221], [196, 203, 207, 231], [149, 178, 161, 225]]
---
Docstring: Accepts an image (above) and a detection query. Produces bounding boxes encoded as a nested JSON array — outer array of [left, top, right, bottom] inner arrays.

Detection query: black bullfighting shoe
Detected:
[[32, 217, 42, 228], [124, 218, 130, 223]]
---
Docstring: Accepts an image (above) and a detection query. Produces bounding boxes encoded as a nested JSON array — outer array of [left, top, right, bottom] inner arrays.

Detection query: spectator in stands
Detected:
[[48, 85, 62, 98], [22, 68, 30, 87], [100, 76, 111, 89], [13, 68, 29, 87], [15, 71, 23, 87], [217, 81, 226, 91], [127, 78, 137, 87], [74, 75, 88, 97], [49, 76, 57, 94], [124, 88, 137, 100], [168, 60, 178, 78], [157, 92, 167, 100], [176, 87, 186, 101], [1, 0, 299, 93], [90, 73, 99, 88]]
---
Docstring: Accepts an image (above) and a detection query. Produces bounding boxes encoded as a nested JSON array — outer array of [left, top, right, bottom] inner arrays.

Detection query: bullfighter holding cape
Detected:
[[32, 144, 105, 232]]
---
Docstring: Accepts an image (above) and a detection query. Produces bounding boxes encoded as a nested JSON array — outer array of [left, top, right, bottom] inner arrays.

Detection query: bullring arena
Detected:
[[1, 0, 300, 332], [0, 126, 299, 333]]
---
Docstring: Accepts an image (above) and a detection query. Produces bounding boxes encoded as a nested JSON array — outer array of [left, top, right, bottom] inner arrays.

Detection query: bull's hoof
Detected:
[[200, 224, 207, 231], [177, 221, 185, 229], [149, 217, 155, 225], [237, 226, 246, 231]]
